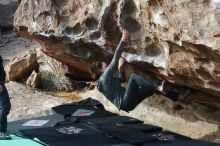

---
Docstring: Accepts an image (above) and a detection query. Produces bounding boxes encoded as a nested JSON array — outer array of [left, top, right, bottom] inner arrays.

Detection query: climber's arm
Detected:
[[118, 57, 126, 83]]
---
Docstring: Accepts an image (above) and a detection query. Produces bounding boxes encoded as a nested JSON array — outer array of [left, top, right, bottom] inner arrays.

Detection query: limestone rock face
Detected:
[[14, 1, 220, 106], [0, 0, 18, 29], [5, 49, 38, 81]]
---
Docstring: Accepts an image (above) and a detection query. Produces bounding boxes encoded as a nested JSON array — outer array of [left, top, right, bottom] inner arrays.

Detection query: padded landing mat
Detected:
[[52, 98, 117, 120], [84, 116, 143, 125], [20, 123, 130, 146], [84, 116, 161, 133], [52, 105, 117, 120], [8, 114, 63, 133], [0, 134, 43, 146], [84, 116, 161, 144], [143, 131, 192, 146]]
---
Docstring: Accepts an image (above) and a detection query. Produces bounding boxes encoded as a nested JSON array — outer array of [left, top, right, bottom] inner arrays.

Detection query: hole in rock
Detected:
[[174, 33, 180, 41], [144, 37, 154, 48], [145, 37, 153, 47], [145, 37, 153, 43], [144, 43, 163, 56], [148, 0, 159, 7], [43, 11, 50, 16], [48, 30, 55, 34], [72, 23, 83, 35], [62, 35, 74, 43], [64, 27, 73, 35], [122, 0, 137, 15], [64, 23, 83, 37], [85, 17, 98, 31], [90, 31, 101, 40], [123, 17, 141, 40]]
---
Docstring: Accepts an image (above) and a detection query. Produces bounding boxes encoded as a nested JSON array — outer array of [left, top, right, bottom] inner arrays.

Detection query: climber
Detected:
[[95, 29, 191, 112], [0, 55, 11, 140]]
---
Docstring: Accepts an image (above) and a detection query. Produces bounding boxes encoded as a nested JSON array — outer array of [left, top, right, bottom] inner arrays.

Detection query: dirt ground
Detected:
[[6, 81, 78, 121]]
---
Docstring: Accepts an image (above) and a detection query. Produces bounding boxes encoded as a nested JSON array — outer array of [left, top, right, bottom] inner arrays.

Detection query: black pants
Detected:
[[120, 74, 156, 112], [0, 101, 10, 133]]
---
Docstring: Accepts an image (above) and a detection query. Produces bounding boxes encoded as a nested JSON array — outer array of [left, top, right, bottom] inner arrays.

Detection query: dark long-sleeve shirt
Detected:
[[97, 41, 126, 109]]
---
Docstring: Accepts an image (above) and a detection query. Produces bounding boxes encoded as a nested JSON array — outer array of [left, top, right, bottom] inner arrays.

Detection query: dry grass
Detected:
[[40, 70, 73, 91], [41, 52, 68, 76]]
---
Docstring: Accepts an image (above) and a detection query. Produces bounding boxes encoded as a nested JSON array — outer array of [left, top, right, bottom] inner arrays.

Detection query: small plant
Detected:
[[38, 51, 74, 91], [39, 70, 73, 91], [40, 52, 68, 76]]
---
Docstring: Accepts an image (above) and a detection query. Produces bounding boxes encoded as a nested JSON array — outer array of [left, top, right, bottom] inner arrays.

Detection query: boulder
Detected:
[[5, 49, 38, 81], [13, 0, 220, 96], [26, 70, 41, 88]]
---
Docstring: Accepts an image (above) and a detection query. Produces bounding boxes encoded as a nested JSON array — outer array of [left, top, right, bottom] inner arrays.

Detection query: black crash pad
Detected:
[[143, 131, 192, 146], [84, 116, 161, 144], [84, 116, 143, 125], [8, 114, 64, 133], [20, 123, 132, 146]]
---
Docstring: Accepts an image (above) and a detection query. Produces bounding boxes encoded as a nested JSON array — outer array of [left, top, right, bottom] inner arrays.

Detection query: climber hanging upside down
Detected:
[[95, 0, 191, 112], [95, 28, 191, 112]]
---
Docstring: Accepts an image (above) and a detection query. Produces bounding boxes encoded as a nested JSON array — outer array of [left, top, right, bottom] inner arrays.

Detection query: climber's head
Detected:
[[157, 81, 179, 101], [94, 61, 108, 78]]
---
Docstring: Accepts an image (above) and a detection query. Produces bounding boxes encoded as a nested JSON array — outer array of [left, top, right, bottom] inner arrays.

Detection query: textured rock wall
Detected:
[[14, 0, 220, 107], [0, 0, 18, 29]]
